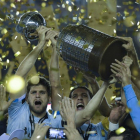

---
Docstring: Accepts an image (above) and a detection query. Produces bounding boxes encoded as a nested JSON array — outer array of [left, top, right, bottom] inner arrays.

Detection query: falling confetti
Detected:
[[115, 127, 125, 135], [14, 51, 21, 57], [6, 75, 25, 94], [53, 111, 57, 119]]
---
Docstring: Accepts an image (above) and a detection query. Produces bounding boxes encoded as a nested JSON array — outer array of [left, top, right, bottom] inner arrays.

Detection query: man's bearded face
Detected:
[[27, 85, 49, 116]]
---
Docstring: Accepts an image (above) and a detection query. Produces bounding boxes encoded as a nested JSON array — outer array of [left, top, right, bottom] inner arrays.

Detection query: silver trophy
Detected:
[[16, 12, 46, 41], [56, 24, 127, 80], [16, 12, 127, 80]]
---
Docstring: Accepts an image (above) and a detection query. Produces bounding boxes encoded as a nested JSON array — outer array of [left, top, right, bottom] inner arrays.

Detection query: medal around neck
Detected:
[[56, 24, 127, 81], [16, 12, 46, 41]]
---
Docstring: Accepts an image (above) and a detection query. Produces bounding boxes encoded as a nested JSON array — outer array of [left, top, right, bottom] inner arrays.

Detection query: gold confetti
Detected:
[[101, 117, 109, 131], [115, 127, 125, 135], [6, 75, 25, 94], [83, 44, 88, 49], [66, 1, 69, 4], [62, 4, 65, 8], [57, 93, 61, 98], [47, 39, 51, 46], [81, 9, 85, 13], [15, 36, 17, 39], [6, 59, 9, 63], [10, 3, 16, 8], [2, 54, 6, 58], [53, 111, 57, 119], [125, 107, 131, 113], [14, 51, 21, 57], [21, 36, 23, 40], [1, 28, 7, 34], [32, 45, 36, 49], [70, 87, 74, 90], [110, 96, 116, 101], [76, 36, 81, 41], [38, 57, 41, 60], [16, 11, 19, 15], [0, 18, 4, 21], [114, 87, 121, 90], [101, 130, 105, 137], [68, 6, 72, 12], [48, 109, 52, 114], [124, 16, 135, 27], [41, 2, 46, 7], [30, 76, 40, 85], [86, 131, 97, 134], [99, 20, 105, 25], [55, 8, 61, 14]]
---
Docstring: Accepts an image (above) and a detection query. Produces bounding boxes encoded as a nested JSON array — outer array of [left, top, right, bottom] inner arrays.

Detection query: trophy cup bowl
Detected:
[[16, 12, 46, 41], [56, 24, 127, 81]]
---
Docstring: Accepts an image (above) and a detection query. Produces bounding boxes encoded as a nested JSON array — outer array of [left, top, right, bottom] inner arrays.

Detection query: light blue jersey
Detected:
[[79, 122, 108, 140], [7, 101, 62, 139], [123, 84, 140, 133]]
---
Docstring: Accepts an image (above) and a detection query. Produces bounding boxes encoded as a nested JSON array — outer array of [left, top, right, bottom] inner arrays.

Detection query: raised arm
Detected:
[[83, 74, 111, 117], [0, 85, 13, 120], [10, 26, 51, 100], [15, 26, 51, 78], [118, 37, 140, 90], [75, 82, 109, 127], [48, 30, 62, 111], [111, 59, 140, 133]]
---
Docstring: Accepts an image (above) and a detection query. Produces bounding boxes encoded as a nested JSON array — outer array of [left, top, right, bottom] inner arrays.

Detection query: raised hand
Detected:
[[45, 29, 59, 47], [117, 36, 135, 53], [59, 97, 76, 128], [64, 125, 83, 140], [36, 26, 52, 45], [110, 59, 131, 87], [31, 123, 50, 140], [0, 84, 13, 119], [109, 56, 133, 84], [122, 56, 133, 67], [109, 101, 126, 124]]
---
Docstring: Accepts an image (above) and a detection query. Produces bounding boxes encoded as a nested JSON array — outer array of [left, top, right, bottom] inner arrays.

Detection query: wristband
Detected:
[[109, 121, 119, 131]]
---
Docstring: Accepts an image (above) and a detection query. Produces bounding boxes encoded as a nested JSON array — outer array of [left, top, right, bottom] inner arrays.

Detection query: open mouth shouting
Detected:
[[34, 100, 42, 108], [77, 102, 85, 110]]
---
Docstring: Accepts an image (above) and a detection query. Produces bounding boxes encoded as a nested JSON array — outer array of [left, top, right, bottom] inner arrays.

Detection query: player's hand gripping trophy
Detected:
[[16, 12, 127, 81]]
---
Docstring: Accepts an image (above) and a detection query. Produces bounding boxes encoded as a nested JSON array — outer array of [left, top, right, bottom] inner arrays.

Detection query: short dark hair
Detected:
[[108, 129, 137, 140], [26, 76, 51, 98], [69, 86, 93, 99]]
